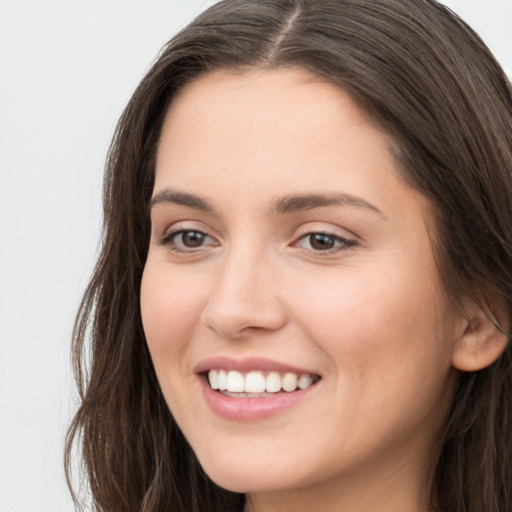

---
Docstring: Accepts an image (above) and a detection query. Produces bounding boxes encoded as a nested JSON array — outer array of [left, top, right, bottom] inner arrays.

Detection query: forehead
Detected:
[[158, 69, 387, 173], [154, 67, 428, 223]]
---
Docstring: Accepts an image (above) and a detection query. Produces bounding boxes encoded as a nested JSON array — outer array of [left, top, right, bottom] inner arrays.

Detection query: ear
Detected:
[[452, 301, 509, 372]]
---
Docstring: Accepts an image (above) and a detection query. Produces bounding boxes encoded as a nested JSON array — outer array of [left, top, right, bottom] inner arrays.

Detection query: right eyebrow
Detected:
[[150, 189, 214, 213], [272, 192, 385, 218]]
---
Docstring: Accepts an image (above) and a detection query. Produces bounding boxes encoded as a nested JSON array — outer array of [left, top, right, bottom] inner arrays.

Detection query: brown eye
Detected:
[[296, 232, 355, 253], [179, 230, 206, 247], [160, 229, 215, 251], [308, 233, 337, 250]]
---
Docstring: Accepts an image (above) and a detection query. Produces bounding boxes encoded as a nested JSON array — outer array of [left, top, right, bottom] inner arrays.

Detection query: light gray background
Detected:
[[0, 1, 510, 511]]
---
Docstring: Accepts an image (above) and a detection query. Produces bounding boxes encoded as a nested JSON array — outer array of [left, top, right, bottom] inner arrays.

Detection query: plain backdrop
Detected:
[[0, 1, 510, 511]]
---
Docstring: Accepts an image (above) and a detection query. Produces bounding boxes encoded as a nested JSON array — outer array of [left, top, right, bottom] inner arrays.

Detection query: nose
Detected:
[[200, 246, 288, 340]]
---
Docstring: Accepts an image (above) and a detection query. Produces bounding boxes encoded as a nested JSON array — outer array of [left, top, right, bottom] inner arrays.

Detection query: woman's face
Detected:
[[141, 68, 464, 505]]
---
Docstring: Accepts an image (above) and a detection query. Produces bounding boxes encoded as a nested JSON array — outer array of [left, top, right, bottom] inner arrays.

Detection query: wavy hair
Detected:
[[65, 1, 512, 511]]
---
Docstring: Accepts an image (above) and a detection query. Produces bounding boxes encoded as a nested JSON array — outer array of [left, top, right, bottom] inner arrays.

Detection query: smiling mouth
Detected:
[[206, 369, 321, 398]]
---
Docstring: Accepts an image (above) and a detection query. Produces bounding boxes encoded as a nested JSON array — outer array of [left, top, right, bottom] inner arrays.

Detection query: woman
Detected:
[[65, 1, 512, 511]]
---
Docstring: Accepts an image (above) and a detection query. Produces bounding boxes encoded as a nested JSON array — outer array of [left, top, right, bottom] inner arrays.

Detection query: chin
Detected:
[[196, 448, 304, 494]]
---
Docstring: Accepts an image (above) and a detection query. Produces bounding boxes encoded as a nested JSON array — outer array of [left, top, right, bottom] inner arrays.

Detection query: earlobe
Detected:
[[452, 304, 509, 372]]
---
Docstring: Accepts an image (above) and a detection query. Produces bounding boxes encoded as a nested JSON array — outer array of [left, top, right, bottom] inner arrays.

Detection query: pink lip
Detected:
[[195, 356, 321, 422], [198, 376, 319, 421], [194, 356, 319, 375]]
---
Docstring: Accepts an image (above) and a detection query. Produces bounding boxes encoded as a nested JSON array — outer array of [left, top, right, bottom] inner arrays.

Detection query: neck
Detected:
[[243, 451, 436, 512]]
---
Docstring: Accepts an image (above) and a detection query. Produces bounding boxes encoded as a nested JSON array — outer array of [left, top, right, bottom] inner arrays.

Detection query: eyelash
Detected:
[[158, 229, 357, 255], [293, 231, 357, 254], [158, 229, 216, 253]]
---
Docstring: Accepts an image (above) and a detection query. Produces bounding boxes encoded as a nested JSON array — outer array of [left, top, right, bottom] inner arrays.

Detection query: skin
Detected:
[[140, 68, 470, 512]]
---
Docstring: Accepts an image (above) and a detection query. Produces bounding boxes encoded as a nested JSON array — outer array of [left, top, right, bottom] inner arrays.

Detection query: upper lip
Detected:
[[194, 356, 320, 376]]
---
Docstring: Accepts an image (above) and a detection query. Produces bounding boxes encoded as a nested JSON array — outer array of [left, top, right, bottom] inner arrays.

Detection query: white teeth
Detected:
[[245, 371, 266, 393], [208, 369, 219, 390], [218, 369, 228, 391], [206, 369, 318, 394], [226, 370, 245, 392], [298, 374, 314, 390], [282, 372, 298, 392], [266, 371, 281, 393]]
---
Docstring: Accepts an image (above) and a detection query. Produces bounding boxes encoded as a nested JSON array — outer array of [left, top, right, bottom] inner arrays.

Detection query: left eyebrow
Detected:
[[272, 193, 385, 218], [150, 189, 214, 212]]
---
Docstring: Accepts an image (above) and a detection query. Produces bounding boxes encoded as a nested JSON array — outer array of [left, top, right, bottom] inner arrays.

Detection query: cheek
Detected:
[[290, 267, 408, 340], [140, 261, 213, 430], [287, 258, 455, 378], [140, 262, 206, 365], [286, 262, 457, 449]]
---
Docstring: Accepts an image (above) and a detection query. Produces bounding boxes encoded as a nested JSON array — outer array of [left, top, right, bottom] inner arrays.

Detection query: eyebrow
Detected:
[[150, 188, 384, 217], [272, 193, 384, 217], [150, 190, 214, 212]]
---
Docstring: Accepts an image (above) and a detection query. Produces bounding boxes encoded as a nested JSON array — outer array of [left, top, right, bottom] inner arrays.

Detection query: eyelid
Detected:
[[157, 221, 220, 251], [290, 223, 359, 255], [156, 219, 215, 240], [293, 231, 356, 251], [293, 222, 358, 242], [159, 228, 205, 244], [155, 220, 359, 255]]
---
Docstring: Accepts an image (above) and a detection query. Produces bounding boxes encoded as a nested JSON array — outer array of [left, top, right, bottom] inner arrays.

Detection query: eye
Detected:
[[159, 229, 216, 252], [295, 232, 356, 252]]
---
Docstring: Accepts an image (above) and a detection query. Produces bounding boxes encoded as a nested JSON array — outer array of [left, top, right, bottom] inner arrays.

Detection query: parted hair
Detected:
[[65, 1, 512, 511]]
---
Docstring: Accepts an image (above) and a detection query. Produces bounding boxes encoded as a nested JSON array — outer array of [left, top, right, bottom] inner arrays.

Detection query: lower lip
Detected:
[[199, 375, 319, 421]]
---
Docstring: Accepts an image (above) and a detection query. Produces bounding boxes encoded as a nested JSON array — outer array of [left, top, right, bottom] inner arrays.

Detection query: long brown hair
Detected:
[[65, 1, 512, 511]]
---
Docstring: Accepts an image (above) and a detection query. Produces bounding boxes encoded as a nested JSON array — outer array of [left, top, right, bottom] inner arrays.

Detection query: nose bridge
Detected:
[[200, 239, 286, 338]]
